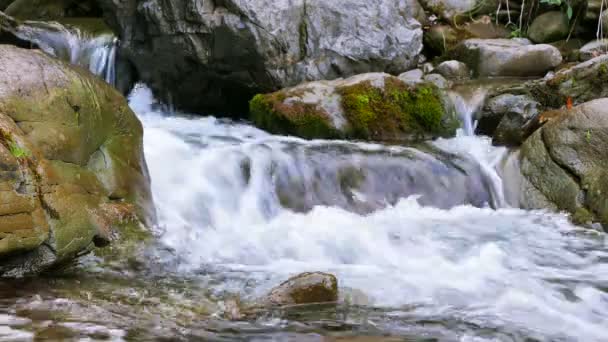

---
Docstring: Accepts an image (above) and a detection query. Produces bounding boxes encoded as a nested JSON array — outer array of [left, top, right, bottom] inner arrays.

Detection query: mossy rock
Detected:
[[249, 73, 459, 142], [0, 45, 154, 276]]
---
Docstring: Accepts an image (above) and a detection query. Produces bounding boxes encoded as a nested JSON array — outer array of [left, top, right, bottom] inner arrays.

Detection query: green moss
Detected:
[[249, 93, 339, 139], [572, 207, 594, 225], [338, 79, 449, 141], [599, 63, 608, 76], [8, 140, 30, 158]]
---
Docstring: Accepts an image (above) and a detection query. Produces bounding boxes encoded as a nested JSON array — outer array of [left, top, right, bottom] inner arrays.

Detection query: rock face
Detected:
[[527, 11, 569, 44], [265, 272, 338, 306], [97, 0, 424, 113], [0, 45, 153, 276], [519, 98, 608, 228], [249, 73, 459, 141], [452, 39, 562, 77]]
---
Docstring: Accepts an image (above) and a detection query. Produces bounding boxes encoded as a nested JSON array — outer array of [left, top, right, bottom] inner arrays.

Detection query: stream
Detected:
[[0, 23, 607, 342]]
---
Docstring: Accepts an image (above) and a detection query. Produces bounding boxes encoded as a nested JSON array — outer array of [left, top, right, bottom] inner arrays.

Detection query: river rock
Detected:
[[528, 11, 570, 44], [435, 60, 470, 79], [493, 54, 608, 109], [580, 40, 608, 61], [424, 21, 509, 55], [98, 0, 424, 114], [478, 94, 541, 146], [0, 45, 154, 276], [519, 98, 608, 228], [452, 38, 563, 77], [398, 68, 424, 86], [249, 72, 460, 142], [423, 73, 450, 89], [265, 272, 338, 306]]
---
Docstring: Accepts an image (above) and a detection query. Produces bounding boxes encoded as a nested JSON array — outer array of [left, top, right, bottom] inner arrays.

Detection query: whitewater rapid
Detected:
[[130, 85, 608, 341]]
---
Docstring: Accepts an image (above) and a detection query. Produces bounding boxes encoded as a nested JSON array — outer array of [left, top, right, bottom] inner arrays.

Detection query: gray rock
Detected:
[[435, 60, 470, 79], [528, 11, 570, 44], [398, 68, 424, 86], [424, 73, 450, 89], [580, 40, 608, 61], [490, 95, 541, 146], [98, 0, 424, 113], [265, 272, 338, 306], [452, 38, 562, 77], [519, 98, 608, 228]]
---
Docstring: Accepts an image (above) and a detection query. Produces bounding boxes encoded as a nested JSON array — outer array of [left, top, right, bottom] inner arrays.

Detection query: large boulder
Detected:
[[0, 45, 154, 276], [452, 38, 562, 77], [418, 0, 498, 22], [249, 73, 459, 142], [519, 98, 608, 229], [97, 0, 424, 114], [527, 11, 570, 44]]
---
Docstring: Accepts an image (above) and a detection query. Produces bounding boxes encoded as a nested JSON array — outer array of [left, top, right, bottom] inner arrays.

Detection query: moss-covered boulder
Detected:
[[527, 11, 569, 44], [0, 45, 154, 276], [519, 98, 608, 229], [249, 73, 459, 142]]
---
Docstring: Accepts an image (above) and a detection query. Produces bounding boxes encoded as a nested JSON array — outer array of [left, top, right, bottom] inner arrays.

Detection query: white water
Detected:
[[17, 22, 117, 85], [131, 85, 608, 341]]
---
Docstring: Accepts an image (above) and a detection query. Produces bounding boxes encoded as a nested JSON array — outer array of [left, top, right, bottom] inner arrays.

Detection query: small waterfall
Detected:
[[436, 88, 508, 208], [15, 21, 118, 86]]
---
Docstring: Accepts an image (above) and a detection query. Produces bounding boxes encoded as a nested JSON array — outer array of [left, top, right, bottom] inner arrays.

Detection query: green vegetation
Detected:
[[8, 140, 30, 158], [249, 93, 339, 139], [338, 79, 449, 140]]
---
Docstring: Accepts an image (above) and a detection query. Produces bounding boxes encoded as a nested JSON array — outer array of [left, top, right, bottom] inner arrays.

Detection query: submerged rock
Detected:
[[519, 98, 608, 228], [265, 272, 338, 306], [249, 73, 459, 142], [0, 45, 154, 276], [452, 38, 562, 77], [98, 0, 424, 114], [528, 11, 570, 44]]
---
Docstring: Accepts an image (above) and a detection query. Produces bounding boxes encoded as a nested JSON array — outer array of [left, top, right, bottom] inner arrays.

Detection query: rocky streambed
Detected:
[[0, 0, 607, 340]]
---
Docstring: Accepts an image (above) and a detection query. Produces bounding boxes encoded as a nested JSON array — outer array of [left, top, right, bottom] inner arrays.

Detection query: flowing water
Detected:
[[0, 31, 607, 341]]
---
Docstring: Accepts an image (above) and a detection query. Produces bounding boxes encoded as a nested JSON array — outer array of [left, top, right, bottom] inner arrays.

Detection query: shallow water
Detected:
[[1, 85, 607, 341]]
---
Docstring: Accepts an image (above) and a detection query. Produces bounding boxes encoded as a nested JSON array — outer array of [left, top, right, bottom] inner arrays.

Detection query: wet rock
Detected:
[[98, 0, 423, 114], [435, 60, 470, 80], [519, 98, 608, 228], [528, 11, 570, 44], [479, 94, 541, 146], [452, 38, 562, 77], [249, 72, 459, 142], [580, 40, 608, 61], [265, 272, 338, 306], [0, 45, 154, 276]]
